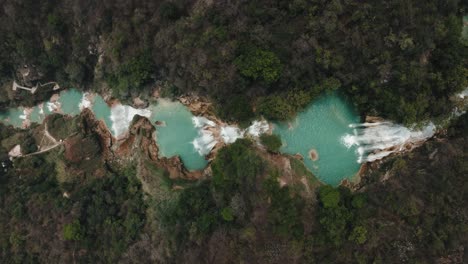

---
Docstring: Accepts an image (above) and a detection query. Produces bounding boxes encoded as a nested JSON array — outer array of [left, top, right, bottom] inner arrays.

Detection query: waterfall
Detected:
[[192, 116, 216, 128], [191, 116, 270, 156], [342, 122, 436, 163], [47, 101, 60, 112], [220, 126, 244, 144], [247, 120, 270, 137], [191, 117, 218, 155], [192, 130, 217, 156], [79, 92, 92, 110], [110, 104, 152, 137], [457, 87, 468, 99]]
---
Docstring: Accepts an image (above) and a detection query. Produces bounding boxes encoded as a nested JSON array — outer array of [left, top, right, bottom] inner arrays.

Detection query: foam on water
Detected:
[[192, 130, 217, 156], [79, 92, 92, 110], [110, 104, 152, 137], [192, 116, 216, 128], [47, 101, 60, 112], [342, 122, 436, 163], [220, 126, 244, 144], [457, 87, 468, 99], [247, 120, 270, 137]]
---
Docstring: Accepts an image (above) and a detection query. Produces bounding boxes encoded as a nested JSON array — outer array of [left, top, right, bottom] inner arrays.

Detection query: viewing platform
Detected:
[[12, 81, 60, 94]]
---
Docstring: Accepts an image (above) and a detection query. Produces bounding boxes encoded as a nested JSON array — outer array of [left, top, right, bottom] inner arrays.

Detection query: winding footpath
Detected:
[[20, 123, 64, 158]]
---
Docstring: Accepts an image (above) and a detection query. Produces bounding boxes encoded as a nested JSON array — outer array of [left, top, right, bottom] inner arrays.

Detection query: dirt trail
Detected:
[[19, 122, 63, 157], [43, 123, 58, 144], [22, 142, 63, 157]]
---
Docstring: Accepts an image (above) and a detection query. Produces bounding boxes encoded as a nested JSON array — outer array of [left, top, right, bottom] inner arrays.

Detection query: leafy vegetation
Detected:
[[235, 47, 283, 83], [0, 1, 467, 263], [0, 151, 146, 263], [263, 174, 304, 238], [63, 220, 84, 241], [107, 51, 155, 95], [0, 111, 467, 263], [0, 0, 464, 124], [260, 133, 282, 152]]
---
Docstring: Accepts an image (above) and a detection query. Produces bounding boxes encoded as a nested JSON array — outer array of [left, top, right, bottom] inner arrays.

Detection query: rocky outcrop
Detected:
[[365, 115, 385, 123], [112, 114, 206, 180], [80, 108, 115, 160], [179, 95, 216, 119]]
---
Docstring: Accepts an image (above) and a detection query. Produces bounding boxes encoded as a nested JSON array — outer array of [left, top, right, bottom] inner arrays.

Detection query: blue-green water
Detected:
[[92, 95, 113, 130], [0, 108, 25, 127], [58, 89, 82, 115], [0, 89, 83, 127], [0, 90, 207, 171], [274, 92, 361, 185], [149, 100, 208, 170], [0, 89, 363, 183]]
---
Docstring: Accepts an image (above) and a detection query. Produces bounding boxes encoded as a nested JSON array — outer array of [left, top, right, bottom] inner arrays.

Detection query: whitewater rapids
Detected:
[[341, 122, 436, 163], [110, 104, 152, 137], [191, 117, 270, 156]]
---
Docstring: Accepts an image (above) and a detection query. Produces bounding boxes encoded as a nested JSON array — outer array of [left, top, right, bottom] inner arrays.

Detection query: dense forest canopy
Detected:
[[0, 0, 467, 263], [0, 0, 466, 124], [0, 112, 467, 263]]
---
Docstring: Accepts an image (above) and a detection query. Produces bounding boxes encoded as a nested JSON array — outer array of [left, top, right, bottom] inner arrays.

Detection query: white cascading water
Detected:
[[19, 109, 27, 120], [110, 104, 152, 137], [457, 87, 468, 99], [79, 92, 92, 110], [47, 101, 60, 112], [247, 120, 270, 137], [191, 116, 218, 156], [192, 130, 217, 156], [192, 116, 216, 128], [342, 122, 436, 163], [220, 126, 244, 144], [191, 116, 270, 156]]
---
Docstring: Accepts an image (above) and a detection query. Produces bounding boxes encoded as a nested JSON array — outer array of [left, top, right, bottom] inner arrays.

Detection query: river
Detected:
[[0, 89, 439, 185]]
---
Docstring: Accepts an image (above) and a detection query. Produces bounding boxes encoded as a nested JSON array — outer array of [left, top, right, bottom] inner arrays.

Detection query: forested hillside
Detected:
[[0, 1, 467, 263], [0, 107, 467, 263], [0, 0, 466, 123]]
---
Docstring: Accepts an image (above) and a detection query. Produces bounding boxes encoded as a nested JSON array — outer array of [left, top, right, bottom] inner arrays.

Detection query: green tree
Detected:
[[108, 51, 154, 92], [211, 139, 263, 204], [257, 95, 295, 120], [235, 48, 282, 83], [63, 220, 84, 241], [260, 134, 282, 153], [349, 226, 368, 244], [263, 174, 304, 238], [318, 186, 341, 208], [221, 207, 234, 222]]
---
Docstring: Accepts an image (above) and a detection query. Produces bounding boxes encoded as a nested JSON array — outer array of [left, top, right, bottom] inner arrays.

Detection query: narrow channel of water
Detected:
[[0, 89, 208, 171], [0, 88, 441, 185]]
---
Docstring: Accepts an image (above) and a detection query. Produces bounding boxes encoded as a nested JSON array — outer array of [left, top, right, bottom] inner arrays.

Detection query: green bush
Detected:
[[63, 220, 84, 241], [260, 134, 282, 153], [318, 186, 341, 208], [348, 226, 367, 244], [158, 182, 220, 245], [257, 95, 295, 121], [211, 139, 262, 205], [216, 95, 254, 125], [263, 174, 304, 238], [108, 51, 154, 92], [235, 47, 282, 83], [20, 135, 37, 154], [221, 207, 234, 222]]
